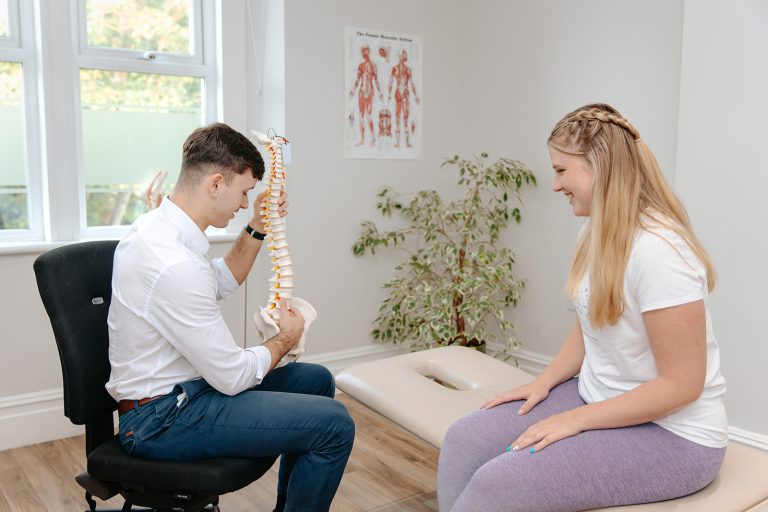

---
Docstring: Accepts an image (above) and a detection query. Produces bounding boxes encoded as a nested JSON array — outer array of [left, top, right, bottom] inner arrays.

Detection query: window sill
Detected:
[[0, 232, 239, 256]]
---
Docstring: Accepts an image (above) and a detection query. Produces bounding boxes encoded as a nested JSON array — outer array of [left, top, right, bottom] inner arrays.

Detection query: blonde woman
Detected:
[[437, 104, 727, 512]]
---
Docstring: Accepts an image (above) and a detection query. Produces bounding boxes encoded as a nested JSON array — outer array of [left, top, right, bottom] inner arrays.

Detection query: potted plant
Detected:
[[352, 153, 536, 358]]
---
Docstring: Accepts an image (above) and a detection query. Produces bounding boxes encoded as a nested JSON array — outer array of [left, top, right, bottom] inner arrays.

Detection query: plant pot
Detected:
[[439, 339, 487, 353]]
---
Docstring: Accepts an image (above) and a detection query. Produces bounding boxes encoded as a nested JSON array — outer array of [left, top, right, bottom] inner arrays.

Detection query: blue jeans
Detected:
[[117, 363, 355, 512]]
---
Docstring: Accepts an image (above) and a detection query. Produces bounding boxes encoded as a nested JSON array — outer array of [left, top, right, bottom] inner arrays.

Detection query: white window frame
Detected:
[[1, 0, 255, 248], [0, 0, 44, 242], [76, 0, 209, 69], [0, 0, 20, 47], [71, 0, 218, 239]]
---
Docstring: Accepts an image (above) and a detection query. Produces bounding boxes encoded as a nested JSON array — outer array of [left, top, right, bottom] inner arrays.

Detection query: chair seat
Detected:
[[88, 437, 277, 495], [336, 346, 768, 512]]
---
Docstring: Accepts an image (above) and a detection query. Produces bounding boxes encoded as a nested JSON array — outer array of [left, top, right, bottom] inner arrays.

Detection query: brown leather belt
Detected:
[[117, 395, 165, 416]]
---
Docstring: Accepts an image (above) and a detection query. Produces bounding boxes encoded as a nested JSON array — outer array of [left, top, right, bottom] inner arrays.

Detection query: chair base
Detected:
[[79, 498, 219, 512], [77, 471, 220, 512], [77, 471, 121, 501], [119, 488, 218, 512]]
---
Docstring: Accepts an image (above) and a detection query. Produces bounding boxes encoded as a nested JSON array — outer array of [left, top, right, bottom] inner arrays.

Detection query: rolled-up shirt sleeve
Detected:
[[144, 259, 272, 395], [211, 256, 239, 300]]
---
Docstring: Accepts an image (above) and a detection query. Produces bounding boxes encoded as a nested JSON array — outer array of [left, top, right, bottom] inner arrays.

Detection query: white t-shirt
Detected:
[[575, 223, 728, 448]]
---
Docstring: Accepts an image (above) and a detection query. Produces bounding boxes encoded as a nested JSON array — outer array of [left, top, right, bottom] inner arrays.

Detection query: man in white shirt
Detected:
[[106, 123, 354, 512]]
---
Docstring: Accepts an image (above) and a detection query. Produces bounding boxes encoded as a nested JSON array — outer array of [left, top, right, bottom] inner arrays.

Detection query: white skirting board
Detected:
[[1, 344, 766, 453], [0, 343, 408, 452], [0, 388, 83, 452]]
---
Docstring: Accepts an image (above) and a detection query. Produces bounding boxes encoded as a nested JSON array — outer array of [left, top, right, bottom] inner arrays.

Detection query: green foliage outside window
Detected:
[[86, 0, 190, 54], [83, 0, 198, 111], [80, 0, 198, 227], [0, 191, 27, 230], [1, 1, 200, 231]]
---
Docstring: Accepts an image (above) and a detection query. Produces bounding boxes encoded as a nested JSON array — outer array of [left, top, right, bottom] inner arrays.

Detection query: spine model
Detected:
[[252, 131, 316, 365], [260, 135, 293, 320]]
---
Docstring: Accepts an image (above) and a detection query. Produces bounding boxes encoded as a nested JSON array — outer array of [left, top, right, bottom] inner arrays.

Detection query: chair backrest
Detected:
[[33, 240, 120, 425]]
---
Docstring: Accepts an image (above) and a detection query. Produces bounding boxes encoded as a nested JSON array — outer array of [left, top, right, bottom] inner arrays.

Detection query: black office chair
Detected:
[[34, 241, 277, 511]]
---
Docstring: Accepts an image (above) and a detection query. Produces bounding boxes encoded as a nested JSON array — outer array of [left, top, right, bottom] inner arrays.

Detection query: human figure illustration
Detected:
[[349, 45, 383, 147], [388, 49, 420, 148], [348, 111, 355, 132], [378, 108, 392, 137]]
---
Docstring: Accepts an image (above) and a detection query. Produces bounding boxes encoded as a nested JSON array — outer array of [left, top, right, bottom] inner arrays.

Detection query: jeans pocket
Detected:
[[119, 432, 136, 454], [174, 379, 214, 425], [177, 379, 212, 402], [152, 394, 182, 428]]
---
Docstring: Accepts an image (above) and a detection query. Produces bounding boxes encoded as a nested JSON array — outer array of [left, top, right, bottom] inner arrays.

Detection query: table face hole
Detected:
[[422, 374, 461, 391]]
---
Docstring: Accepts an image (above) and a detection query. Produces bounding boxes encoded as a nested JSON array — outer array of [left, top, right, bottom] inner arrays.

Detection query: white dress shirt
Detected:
[[105, 197, 272, 401]]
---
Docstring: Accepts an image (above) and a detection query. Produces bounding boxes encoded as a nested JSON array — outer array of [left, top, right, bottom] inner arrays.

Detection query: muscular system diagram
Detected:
[[345, 27, 423, 159], [252, 131, 317, 366], [349, 44, 384, 148], [388, 49, 420, 148]]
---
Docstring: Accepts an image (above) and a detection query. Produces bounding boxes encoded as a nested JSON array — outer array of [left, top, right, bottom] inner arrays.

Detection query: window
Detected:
[[0, 0, 234, 244], [0, 0, 42, 241], [84, 0, 195, 55], [0, 0, 18, 45], [0, 0, 9, 39], [76, 0, 216, 231], [0, 62, 27, 230]]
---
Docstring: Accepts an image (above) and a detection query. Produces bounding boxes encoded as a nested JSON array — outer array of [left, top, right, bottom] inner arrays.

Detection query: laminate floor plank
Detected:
[[0, 394, 441, 511]]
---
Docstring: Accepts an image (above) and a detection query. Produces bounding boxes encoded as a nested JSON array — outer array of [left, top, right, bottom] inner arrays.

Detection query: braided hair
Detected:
[[549, 103, 715, 327], [549, 103, 640, 154]]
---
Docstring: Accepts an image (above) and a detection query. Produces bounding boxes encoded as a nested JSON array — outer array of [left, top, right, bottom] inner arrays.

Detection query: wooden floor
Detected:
[[0, 394, 439, 512]]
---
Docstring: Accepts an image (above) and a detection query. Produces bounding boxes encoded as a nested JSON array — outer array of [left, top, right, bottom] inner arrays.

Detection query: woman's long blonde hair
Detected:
[[549, 103, 715, 327]]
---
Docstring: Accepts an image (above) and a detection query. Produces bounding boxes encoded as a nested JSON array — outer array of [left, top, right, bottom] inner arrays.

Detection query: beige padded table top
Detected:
[[336, 346, 768, 512], [338, 345, 532, 447]]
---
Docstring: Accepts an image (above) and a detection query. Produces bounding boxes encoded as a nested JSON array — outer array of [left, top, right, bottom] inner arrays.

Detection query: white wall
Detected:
[[0, 0, 467, 450], [244, 0, 466, 356], [675, 0, 768, 438], [456, 0, 684, 357], [3, 0, 768, 451], [0, 251, 64, 397]]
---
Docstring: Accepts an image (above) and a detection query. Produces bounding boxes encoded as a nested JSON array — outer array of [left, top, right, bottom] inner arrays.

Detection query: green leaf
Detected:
[[359, 152, 536, 359]]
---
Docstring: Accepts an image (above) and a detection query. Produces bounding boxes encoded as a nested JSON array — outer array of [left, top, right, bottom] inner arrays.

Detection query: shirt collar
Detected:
[[159, 196, 210, 256]]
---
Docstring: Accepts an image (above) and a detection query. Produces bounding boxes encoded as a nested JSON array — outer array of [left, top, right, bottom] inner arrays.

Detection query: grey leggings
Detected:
[[438, 379, 725, 512]]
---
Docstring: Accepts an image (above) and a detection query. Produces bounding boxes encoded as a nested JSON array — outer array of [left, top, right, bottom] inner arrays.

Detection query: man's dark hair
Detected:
[[179, 123, 264, 188]]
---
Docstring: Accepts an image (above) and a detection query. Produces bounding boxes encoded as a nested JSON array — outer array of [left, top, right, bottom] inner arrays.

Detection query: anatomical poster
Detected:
[[344, 26, 423, 159]]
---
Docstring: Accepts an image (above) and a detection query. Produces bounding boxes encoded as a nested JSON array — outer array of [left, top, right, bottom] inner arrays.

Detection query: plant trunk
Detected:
[[454, 247, 467, 345], [453, 294, 466, 345]]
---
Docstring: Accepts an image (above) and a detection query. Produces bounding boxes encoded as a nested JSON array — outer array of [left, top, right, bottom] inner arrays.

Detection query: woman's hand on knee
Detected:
[[480, 381, 549, 414], [508, 410, 584, 453]]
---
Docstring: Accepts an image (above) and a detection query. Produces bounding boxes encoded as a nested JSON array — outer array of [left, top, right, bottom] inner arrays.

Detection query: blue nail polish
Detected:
[[506, 444, 512, 452], [529, 447, 536, 453]]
